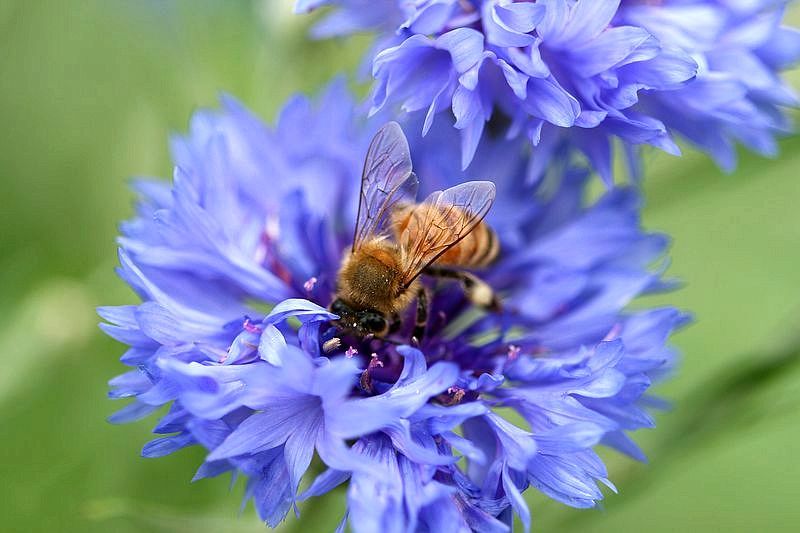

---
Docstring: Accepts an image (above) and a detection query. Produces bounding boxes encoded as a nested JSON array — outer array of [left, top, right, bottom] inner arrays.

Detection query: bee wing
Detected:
[[352, 122, 419, 252], [398, 181, 496, 288]]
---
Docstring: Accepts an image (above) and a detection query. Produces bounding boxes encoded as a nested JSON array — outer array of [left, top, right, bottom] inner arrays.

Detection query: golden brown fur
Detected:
[[336, 238, 420, 315]]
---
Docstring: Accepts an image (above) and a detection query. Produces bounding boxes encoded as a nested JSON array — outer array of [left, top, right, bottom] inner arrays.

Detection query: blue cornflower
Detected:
[[102, 81, 688, 531], [618, 0, 800, 172], [295, 0, 799, 183]]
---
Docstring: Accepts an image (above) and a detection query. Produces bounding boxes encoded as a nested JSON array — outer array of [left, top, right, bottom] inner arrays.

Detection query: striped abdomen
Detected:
[[392, 204, 500, 270]]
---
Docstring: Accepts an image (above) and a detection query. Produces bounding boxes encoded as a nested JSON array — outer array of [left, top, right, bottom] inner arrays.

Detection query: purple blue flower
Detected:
[[101, 81, 688, 531], [619, 0, 800, 172], [296, 0, 800, 183]]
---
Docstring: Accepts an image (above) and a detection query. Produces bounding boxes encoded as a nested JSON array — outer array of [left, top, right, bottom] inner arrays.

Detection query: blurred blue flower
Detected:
[[101, 81, 687, 531], [296, 0, 799, 183], [295, 0, 400, 38]]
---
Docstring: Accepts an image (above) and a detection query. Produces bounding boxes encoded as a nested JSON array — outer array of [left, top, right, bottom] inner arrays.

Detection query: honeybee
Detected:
[[330, 122, 500, 340]]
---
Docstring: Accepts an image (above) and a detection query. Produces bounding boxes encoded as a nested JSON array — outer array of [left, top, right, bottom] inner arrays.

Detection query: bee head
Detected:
[[330, 298, 350, 318], [358, 311, 388, 336], [330, 298, 388, 337]]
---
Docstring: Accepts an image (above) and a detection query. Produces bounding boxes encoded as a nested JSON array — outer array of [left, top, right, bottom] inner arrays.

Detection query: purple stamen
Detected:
[[304, 276, 318, 293], [243, 318, 262, 334]]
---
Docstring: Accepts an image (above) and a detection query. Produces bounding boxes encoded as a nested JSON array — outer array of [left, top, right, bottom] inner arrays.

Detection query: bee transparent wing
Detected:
[[352, 122, 419, 252], [398, 181, 496, 288]]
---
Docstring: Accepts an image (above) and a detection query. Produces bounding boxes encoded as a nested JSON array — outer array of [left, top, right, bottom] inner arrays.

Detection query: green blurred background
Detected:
[[1, 1, 799, 531]]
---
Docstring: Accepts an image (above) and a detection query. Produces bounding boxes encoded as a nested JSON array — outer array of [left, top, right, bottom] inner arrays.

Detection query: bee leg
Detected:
[[322, 337, 342, 354], [388, 312, 402, 335], [412, 288, 428, 344], [425, 267, 501, 311]]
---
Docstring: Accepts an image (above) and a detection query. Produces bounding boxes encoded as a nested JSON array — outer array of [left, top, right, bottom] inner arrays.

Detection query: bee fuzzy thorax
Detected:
[[336, 239, 416, 315]]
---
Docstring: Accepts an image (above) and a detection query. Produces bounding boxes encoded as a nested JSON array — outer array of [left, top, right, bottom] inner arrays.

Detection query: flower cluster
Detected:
[[102, 82, 688, 531], [295, 0, 800, 182]]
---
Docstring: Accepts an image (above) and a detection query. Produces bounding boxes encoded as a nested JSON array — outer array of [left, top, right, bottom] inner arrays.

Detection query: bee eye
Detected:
[[330, 299, 348, 316], [359, 314, 387, 334]]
